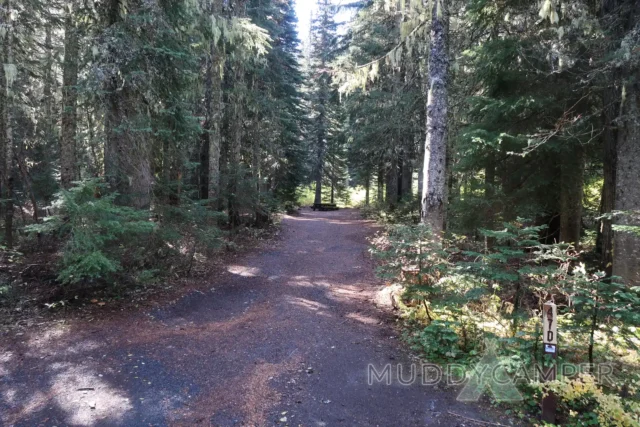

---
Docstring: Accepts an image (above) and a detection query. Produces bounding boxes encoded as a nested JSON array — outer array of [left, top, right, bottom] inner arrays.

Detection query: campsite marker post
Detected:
[[541, 302, 558, 423]]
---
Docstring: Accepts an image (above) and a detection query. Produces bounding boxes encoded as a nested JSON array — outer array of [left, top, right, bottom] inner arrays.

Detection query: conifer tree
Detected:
[[309, 0, 338, 206], [420, 0, 449, 235]]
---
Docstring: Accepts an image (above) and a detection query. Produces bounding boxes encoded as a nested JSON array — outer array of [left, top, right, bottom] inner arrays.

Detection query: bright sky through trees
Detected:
[[294, 0, 317, 42], [295, 0, 354, 45]]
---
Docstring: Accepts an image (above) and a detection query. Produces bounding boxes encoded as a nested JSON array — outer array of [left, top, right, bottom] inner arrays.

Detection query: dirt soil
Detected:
[[0, 208, 522, 426]]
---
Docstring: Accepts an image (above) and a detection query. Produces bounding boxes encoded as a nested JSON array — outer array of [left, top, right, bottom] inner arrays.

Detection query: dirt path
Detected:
[[0, 209, 517, 426]]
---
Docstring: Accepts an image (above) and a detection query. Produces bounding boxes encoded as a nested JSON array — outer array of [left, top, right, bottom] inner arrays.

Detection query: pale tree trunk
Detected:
[[421, 0, 449, 236], [3, 4, 14, 247], [0, 10, 6, 230], [60, 3, 79, 189], [418, 144, 424, 205], [613, 80, 640, 285], [560, 145, 584, 247]]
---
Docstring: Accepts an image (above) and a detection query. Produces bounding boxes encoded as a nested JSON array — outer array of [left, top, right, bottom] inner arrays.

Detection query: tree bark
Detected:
[[208, 3, 224, 205], [400, 150, 412, 201], [253, 120, 268, 226], [485, 152, 496, 229], [3, 3, 14, 247], [103, 0, 151, 210], [377, 159, 384, 204], [559, 145, 584, 247], [598, 84, 618, 275], [60, 3, 79, 189], [43, 24, 55, 150], [420, 0, 449, 236], [364, 170, 370, 206], [613, 79, 640, 285], [313, 132, 324, 205], [228, 64, 244, 228], [386, 154, 398, 207], [418, 144, 424, 207]]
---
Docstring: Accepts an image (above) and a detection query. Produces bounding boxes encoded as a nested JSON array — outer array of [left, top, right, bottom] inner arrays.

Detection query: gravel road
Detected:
[[0, 208, 519, 426]]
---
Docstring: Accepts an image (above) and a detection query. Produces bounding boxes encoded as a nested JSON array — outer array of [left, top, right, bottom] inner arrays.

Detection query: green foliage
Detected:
[[372, 219, 640, 423], [27, 180, 156, 285], [409, 320, 463, 362], [541, 374, 640, 427]]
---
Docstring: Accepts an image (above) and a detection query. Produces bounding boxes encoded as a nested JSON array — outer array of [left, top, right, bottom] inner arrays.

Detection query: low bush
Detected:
[[371, 220, 640, 425], [26, 179, 224, 287]]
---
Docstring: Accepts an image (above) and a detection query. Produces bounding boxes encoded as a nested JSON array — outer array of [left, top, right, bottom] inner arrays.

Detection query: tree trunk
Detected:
[[103, 0, 151, 210], [400, 151, 412, 201], [420, 0, 449, 236], [597, 0, 624, 275], [199, 124, 209, 200], [253, 121, 268, 226], [208, 29, 223, 205], [613, 80, 640, 285], [485, 152, 496, 229], [560, 146, 584, 247], [377, 159, 384, 204], [3, 5, 14, 247], [43, 24, 55, 151], [364, 170, 370, 206], [228, 64, 244, 228], [314, 132, 324, 205], [60, 4, 79, 189], [386, 154, 398, 208], [16, 150, 38, 222], [418, 144, 424, 209], [599, 85, 618, 274]]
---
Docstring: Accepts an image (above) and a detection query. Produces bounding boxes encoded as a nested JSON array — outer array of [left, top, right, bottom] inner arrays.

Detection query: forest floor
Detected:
[[0, 208, 521, 426]]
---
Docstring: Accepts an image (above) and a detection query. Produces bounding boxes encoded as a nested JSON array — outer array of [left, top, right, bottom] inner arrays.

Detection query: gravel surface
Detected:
[[0, 208, 521, 426]]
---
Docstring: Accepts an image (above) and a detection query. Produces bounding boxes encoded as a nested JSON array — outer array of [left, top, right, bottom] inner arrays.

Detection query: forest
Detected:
[[0, 0, 639, 425]]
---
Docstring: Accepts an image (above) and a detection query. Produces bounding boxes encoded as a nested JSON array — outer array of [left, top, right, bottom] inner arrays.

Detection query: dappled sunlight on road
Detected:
[[1, 361, 133, 426], [227, 264, 262, 277], [50, 364, 133, 426], [23, 324, 69, 356], [285, 296, 334, 317], [344, 312, 380, 325], [0, 351, 13, 376]]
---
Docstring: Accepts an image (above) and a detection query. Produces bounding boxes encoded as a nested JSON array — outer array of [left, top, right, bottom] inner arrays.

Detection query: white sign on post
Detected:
[[542, 301, 558, 423], [543, 302, 557, 349]]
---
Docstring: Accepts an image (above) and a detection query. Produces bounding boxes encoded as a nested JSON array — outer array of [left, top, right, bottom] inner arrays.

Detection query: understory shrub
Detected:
[[26, 179, 224, 287], [371, 220, 640, 424], [27, 180, 156, 285]]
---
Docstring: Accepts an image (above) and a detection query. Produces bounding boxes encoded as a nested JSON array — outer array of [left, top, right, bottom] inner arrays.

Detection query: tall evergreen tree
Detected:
[[309, 0, 339, 206], [420, 0, 449, 235]]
